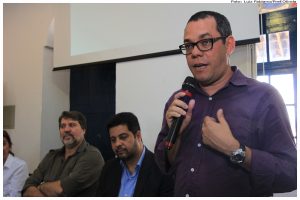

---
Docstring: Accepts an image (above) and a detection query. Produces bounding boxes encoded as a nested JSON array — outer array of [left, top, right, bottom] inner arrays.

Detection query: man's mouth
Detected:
[[116, 148, 127, 154], [63, 132, 74, 140], [193, 63, 208, 68]]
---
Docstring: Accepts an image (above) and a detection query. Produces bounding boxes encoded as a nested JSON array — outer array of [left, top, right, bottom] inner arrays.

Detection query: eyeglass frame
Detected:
[[179, 36, 228, 55]]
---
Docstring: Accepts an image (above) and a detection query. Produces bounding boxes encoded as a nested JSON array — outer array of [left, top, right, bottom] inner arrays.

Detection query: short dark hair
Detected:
[[188, 11, 232, 40], [3, 130, 14, 155], [58, 111, 87, 130], [107, 112, 140, 135]]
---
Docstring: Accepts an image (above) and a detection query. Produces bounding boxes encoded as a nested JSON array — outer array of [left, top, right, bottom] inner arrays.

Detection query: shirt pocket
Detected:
[[225, 110, 253, 145]]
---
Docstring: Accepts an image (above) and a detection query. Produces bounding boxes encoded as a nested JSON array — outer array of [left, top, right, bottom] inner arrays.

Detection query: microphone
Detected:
[[165, 76, 197, 150]]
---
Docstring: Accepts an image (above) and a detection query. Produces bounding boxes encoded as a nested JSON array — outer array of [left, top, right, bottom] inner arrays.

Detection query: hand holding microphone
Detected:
[[165, 77, 197, 150]]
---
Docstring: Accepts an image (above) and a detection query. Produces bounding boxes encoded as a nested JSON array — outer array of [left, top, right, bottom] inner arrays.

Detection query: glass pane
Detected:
[[269, 31, 290, 62], [286, 105, 296, 139], [256, 75, 269, 83], [270, 74, 294, 104], [256, 34, 268, 63]]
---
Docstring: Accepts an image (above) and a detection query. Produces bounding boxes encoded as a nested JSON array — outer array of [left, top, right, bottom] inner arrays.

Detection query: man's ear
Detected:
[[136, 130, 142, 140], [226, 35, 236, 56]]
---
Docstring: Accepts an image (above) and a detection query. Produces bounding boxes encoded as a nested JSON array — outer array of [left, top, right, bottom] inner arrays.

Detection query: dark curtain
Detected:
[[70, 63, 115, 161]]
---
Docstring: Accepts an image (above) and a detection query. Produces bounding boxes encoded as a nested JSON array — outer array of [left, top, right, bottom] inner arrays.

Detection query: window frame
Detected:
[[256, 8, 297, 142]]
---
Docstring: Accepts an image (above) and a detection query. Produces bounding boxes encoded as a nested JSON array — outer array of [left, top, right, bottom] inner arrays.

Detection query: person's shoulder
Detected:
[[82, 143, 105, 163], [143, 148, 159, 166], [42, 148, 62, 160], [47, 148, 61, 155], [234, 67, 275, 91], [246, 77, 279, 94], [104, 157, 119, 166], [145, 148, 154, 156], [10, 156, 28, 169], [142, 148, 169, 177], [85, 142, 101, 153], [101, 157, 120, 173], [13, 156, 26, 164]]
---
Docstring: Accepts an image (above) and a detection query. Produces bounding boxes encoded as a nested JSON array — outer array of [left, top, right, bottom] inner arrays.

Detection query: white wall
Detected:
[[40, 48, 70, 158], [70, 3, 259, 55], [54, 3, 260, 68], [3, 4, 69, 172]]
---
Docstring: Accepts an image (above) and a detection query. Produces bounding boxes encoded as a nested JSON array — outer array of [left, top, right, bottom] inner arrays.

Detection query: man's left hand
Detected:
[[202, 108, 239, 156]]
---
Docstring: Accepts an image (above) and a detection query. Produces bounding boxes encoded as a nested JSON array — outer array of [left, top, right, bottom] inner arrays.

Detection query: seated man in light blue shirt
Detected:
[[118, 146, 145, 196], [97, 112, 174, 197]]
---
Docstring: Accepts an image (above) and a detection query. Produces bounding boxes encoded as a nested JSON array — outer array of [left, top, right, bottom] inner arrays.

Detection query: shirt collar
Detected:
[[76, 140, 88, 153], [136, 146, 146, 168], [3, 153, 14, 169], [59, 139, 88, 154], [228, 66, 249, 86]]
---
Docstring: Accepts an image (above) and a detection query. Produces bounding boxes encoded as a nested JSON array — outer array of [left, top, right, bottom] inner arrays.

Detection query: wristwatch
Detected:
[[230, 144, 246, 164]]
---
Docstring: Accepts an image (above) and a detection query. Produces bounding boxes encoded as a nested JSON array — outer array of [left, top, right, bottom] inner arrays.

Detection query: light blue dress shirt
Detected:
[[3, 154, 29, 197], [118, 147, 146, 197]]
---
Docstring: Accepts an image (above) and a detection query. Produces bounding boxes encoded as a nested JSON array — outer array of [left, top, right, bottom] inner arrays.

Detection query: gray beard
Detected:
[[64, 139, 79, 149], [62, 133, 79, 149]]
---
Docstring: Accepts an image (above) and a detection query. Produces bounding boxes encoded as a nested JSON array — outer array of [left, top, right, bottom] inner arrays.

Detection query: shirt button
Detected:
[[197, 143, 201, 148], [208, 96, 213, 101], [190, 168, 194, 172]]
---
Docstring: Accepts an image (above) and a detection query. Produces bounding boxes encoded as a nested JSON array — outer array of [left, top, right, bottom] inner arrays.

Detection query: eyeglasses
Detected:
[[179, 36, 227, 55]]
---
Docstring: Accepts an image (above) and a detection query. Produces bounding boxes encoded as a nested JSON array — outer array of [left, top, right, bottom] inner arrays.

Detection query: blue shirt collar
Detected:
[[118, 146, 146, 197]]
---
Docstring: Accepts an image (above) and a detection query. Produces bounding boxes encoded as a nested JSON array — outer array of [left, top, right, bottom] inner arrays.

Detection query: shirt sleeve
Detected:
[[154, 98, 175, 174], [250, 87, 297, 195], [7, 159, 29, 197], [60, 149, 105, 196], [22, 151, 55, 193]]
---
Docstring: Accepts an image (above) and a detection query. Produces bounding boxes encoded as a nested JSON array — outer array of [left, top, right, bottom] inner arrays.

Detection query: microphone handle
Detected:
[[165, 116, 184, 150], [164, 91, 193, 150]]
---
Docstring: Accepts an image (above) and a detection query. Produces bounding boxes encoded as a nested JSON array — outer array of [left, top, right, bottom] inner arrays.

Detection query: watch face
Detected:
[[233, 154, 243, 162], [230, 148, 245, 164]]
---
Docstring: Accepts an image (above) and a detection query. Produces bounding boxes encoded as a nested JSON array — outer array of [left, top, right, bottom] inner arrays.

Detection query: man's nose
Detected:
[[62, 125, 72, 132], [114, 138, 122, 147]]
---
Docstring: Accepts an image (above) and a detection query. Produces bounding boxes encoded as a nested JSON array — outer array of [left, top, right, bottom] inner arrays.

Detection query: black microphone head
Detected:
[[182, 76, 197, 91]]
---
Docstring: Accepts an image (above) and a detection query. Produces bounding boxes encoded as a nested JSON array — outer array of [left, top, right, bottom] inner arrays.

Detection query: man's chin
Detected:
[[63, 140, 73, 145], [64, 141, 78, 149], [117, 154, 128, 160]]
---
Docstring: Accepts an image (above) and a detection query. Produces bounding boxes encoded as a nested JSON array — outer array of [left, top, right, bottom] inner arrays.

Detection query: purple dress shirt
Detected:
[[154, 66, 296, 197]]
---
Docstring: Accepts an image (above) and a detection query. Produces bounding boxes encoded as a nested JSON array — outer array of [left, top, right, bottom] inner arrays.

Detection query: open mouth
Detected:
[[64, 135, 72, 140], [63, 133, 73, 138], [193, 63, 208, 68]]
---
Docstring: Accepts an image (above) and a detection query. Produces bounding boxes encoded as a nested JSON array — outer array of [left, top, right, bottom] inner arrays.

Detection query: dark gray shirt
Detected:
[[22, 140, 105, 196], [155, 66, 296, 196]]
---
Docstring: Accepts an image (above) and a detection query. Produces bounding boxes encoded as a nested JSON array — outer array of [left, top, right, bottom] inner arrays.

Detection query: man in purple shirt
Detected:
[[154, 11, 296, 197]]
